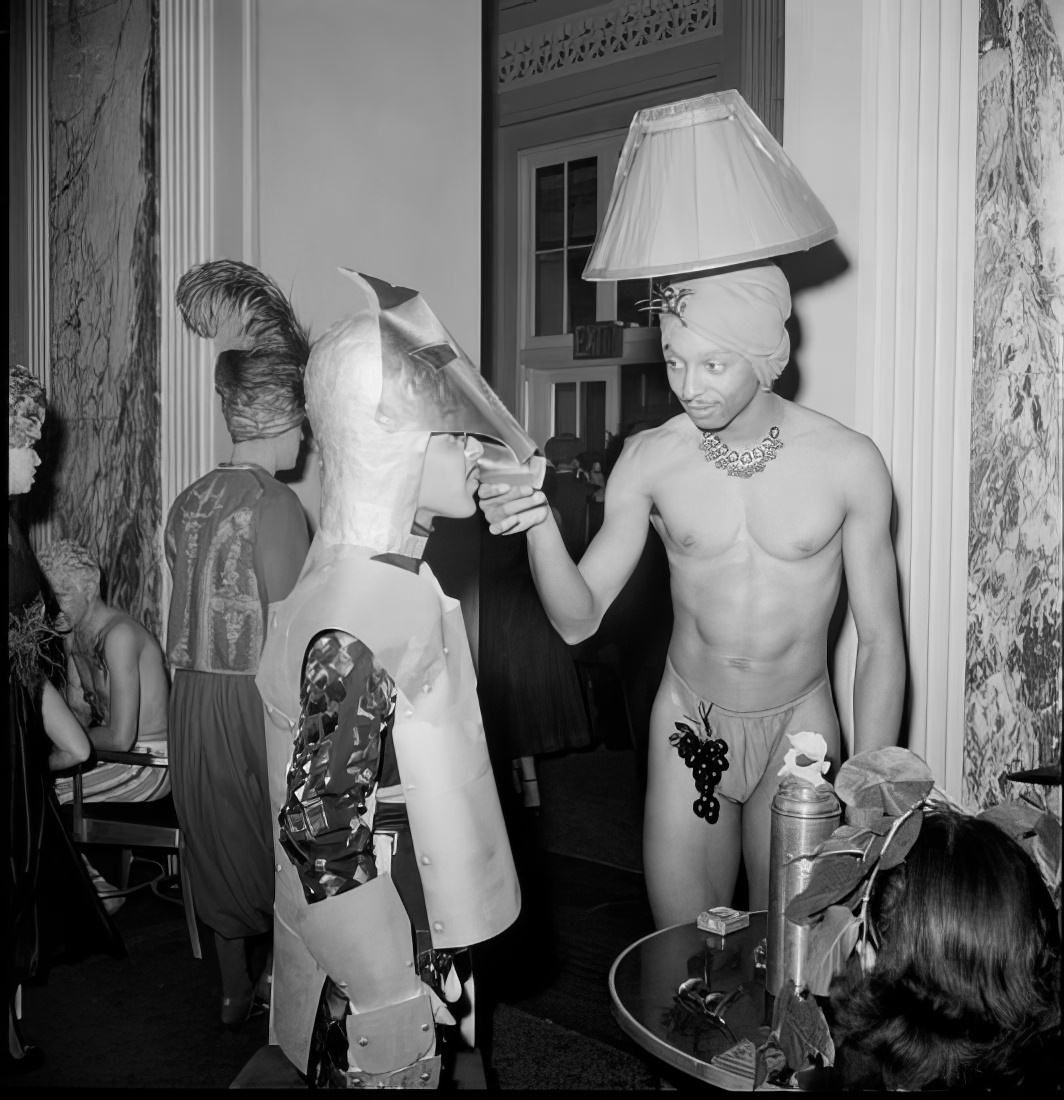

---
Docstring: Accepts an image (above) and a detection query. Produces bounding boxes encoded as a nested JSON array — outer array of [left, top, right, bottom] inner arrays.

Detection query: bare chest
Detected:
[[650, 462, 844, 564]]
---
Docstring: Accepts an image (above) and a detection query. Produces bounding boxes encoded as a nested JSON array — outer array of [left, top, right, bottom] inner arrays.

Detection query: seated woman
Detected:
[[38, 539, 170, 805], [826, 808, 1060, 1092]]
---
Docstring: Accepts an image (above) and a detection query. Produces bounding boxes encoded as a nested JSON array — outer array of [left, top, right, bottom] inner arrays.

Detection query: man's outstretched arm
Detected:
[[478, 436, 653, 644], [842, 437, 907, 752]]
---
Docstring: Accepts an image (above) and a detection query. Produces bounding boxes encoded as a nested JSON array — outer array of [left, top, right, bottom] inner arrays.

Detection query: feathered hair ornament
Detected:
[[638, 282, 693, 324], [176, 260, 311, 442]]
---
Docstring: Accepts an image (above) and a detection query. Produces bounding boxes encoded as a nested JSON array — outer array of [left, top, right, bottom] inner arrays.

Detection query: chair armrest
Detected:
[[94, 747, 170, 768]]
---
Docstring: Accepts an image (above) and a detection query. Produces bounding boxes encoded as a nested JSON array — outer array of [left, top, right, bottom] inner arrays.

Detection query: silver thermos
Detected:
[[766, 775, 841, 998]]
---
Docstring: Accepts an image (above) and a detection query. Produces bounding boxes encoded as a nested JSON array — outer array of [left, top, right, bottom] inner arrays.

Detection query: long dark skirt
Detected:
[[478, 527, 591, 758], [6, 676, 124, 1002], [169, 669, 273, 940]]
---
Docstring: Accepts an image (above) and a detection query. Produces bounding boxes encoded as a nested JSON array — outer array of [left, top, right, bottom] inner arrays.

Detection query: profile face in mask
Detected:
[[306, 270, 542, 554], [414, 433, 486, 529]]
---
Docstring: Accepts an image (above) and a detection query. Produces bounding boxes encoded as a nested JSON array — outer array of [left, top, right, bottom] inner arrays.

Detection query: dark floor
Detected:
[[6, 746, 700, 1091]]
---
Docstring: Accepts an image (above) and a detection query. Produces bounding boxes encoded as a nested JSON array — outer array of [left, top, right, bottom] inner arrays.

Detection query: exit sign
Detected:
[[573, 321, 623, 359]]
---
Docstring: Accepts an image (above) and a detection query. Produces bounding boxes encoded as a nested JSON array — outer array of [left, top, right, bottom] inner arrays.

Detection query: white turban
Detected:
[[658, 263, 792, 388]]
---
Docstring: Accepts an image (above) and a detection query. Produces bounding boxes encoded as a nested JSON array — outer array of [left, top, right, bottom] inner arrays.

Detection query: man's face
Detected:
[[662, 324, 761, 433], [52, 582, 92, 629]]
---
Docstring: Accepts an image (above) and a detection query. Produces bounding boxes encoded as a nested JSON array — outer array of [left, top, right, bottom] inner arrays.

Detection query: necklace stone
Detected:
[[700, 425, 783, 478]]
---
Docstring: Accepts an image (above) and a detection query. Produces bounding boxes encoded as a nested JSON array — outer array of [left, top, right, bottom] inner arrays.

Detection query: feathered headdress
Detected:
[[176, 260, 311, 442]]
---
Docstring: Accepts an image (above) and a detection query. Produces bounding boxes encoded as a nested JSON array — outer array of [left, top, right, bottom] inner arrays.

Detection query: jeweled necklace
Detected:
[[700, 424, 783, 478]]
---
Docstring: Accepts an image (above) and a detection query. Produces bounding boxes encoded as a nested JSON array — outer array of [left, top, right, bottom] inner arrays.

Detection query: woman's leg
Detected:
[[7, 995, 43, 1070], [216, 932, 254, 1026], [516, 755, 540, 809]]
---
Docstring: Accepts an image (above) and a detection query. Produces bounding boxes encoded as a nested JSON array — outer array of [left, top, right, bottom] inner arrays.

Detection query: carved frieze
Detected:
[[498, 0, 721, 88]]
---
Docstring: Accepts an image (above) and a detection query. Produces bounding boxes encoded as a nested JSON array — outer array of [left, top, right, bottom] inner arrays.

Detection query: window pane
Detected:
[[581, 380, 607, 453], [535, 164, 564, 251], [617, 279, 656, 326], [535, 251, 564, 336], [567, 247, 596, 331], [621, 361, 677, 431], [567, 157, 598, 246], [554, 382, 577, 437]]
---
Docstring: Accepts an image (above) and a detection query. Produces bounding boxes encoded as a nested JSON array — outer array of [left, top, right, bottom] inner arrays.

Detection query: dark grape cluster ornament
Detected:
[[669, 702, 729, 823]]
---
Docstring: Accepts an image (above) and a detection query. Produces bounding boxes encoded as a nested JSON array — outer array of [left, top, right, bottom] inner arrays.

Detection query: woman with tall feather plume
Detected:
[[165, 261, 311, 1028]]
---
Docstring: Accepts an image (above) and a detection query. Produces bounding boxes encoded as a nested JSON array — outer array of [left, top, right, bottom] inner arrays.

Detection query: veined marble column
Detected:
[[964, 0, 1063, 806], [47, 0, 162, 636]]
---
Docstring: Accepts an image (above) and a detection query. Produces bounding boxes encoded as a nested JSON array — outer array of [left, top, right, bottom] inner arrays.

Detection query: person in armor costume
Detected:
[[7, 365, 124, 1071], [165, 261, 312, 1027], [255, 271, 529, 1088]]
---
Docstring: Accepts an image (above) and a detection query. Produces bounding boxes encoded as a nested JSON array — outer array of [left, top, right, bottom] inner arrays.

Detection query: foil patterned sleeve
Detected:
[[279, 630, 395, 902]]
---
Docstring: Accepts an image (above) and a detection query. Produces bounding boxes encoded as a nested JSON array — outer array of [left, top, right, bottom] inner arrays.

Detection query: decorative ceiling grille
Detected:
[[498, 0, 722, 89]]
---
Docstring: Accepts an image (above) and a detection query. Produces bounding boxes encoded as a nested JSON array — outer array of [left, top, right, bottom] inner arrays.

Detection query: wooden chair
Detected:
[[70, 748, 202, 959]]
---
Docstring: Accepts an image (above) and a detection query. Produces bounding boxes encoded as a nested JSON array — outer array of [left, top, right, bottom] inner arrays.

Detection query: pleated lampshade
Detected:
[[583, 90, 837, 281]]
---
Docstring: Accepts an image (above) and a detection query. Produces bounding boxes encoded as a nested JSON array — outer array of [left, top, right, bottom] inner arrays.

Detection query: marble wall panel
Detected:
[[46, 0, 162, 637], [965, 0, 1063, 807]]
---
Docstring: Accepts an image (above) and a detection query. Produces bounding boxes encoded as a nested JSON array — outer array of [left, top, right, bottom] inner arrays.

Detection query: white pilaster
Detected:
[[785, 0, 977, 799], [159, 0, 216, 629], [852, 0, 977, 798], [27, 0, 50, 394]]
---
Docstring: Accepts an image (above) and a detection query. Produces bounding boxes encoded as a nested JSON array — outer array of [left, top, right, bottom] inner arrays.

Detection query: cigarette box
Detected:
[[696, 906, 750, 935]]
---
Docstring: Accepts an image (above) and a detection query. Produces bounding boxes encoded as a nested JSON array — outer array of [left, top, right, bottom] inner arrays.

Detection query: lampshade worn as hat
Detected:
[[583, 90, 838, 281]]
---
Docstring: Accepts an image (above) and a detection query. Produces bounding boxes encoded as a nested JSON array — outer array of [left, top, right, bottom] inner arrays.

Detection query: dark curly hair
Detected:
[[828, 809, 1060, 1091]]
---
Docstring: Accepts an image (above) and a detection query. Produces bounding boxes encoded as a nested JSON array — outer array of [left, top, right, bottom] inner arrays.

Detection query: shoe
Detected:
[[521, 776, 541, 810], [4, 1044, 45, 1074], [220, 990, 269, 1030], [220, 993, 254, 1029], [253, 968, 272, 1008], [94, 880, 126, 916], [84, 857, 126, 915]]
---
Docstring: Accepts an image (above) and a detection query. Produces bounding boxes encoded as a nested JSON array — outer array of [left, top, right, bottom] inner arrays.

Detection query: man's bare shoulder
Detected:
[[617, 414, 692, 461], [103, 613, 163, 658], [787, 403, 888, 476]]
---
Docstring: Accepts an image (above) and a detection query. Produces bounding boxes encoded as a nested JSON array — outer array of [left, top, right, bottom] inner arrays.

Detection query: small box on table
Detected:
[[696, 906, 750, 935]]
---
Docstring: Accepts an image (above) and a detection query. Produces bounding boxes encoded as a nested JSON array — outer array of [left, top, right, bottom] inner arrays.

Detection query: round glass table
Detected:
[[609, 911, 781, 1090]]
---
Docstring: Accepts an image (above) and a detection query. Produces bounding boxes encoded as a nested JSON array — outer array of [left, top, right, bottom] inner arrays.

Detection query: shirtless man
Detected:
[[38, 539, 170, 805], [479, 262, 906, 927]]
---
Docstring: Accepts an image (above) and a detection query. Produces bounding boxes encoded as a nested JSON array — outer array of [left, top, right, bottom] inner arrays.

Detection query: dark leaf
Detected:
[[978, 800, 1043, 841], [771, 978, 796, 1032], [838, 875, 872, 913], [879, 809, 923, 870], [777, 983, 835, 1071], [792, 824, 876, 864], [835, 748, 934, 806], [754, 1035, 787, 1091], [1028, 812, 1062, 900], [861, 834, 886, 867], [787, 856, 870, 924], [850, 778, 933, 812], [880, 779, 934, 815], [843, 804, 894, 832], [802, 905, 861, 997], [1033, 811, 1062, 870]]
